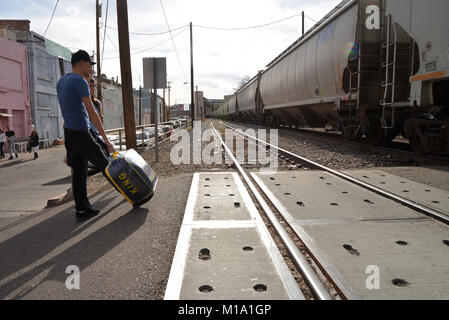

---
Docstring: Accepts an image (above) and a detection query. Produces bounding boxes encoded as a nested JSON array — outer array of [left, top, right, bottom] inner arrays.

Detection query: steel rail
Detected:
[[220, 121, 449, 225], [210, 124, 333, 300], [226, 120, 449, 165]]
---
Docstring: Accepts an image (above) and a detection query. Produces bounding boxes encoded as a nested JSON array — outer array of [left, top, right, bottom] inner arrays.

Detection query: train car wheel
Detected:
[[409, 135, 428, 154], [361, 117, 385, 145]]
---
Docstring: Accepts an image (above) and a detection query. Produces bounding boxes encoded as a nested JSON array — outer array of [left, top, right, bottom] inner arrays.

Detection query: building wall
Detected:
[[103, 83, 124, 130], [23, 32, 72, 142], [102, 84, 164, 130], [0, 37, 32, 138], [194, 91, 204, 120], [169, 104, 190, 118], [2, 25, 73, 143]]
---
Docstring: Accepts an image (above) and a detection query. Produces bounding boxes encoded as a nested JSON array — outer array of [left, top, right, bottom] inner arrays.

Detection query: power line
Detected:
[[159, 0, 187, 82], [105, 24, 188, 36], [101, 0, 109, 68], [305, 15, 319, 23], [43, 0, 60, 37], [101, 26, 188, 60], [133, 27, 188, 54], [194, 14, 301, 31]]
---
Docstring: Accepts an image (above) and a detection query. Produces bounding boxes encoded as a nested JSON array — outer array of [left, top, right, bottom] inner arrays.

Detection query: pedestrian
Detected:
[[5, 126, 18, 160], [85, 76, 109, 175], [0, 129, 5, 159], [89, 77, 104, 124], [56, 49, 114, 222], [30, 130, 39, 160]]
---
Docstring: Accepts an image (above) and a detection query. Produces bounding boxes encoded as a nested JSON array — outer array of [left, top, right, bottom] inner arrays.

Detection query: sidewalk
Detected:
[[0, 174, 192, 299], [0, 146, 71, 218]]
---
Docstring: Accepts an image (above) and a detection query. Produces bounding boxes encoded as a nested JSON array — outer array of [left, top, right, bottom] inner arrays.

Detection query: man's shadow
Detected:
[[0, 158, 33, 169], [0, 190, 148, 299]]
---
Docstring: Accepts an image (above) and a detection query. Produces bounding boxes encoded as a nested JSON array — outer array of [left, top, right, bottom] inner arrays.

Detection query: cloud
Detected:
[[1, 0, 344, 102]]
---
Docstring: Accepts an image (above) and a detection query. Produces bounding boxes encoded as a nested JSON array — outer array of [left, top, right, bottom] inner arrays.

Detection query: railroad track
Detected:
[[224, 120, 449, 166], [207, 121, 449, 300]]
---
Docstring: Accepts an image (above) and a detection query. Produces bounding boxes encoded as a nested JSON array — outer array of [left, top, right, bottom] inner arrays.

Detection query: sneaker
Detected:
[[76, 207, 100, 222], [15, 153, 18, 158], [8, 156, 13, 160]]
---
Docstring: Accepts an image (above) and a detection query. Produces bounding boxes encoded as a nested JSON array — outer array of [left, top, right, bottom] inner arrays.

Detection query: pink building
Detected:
[[0, 37, 33, 139]]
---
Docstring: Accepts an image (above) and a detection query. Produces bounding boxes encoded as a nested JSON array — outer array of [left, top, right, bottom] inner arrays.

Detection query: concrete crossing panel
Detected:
[[251, 171, 449, 299], [344, 170, 449, 217], [165, 172, 304, 300]]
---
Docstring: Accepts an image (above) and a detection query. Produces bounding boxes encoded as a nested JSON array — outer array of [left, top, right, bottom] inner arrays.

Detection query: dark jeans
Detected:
[[0, 142, 4, 158], [64, 128, 110, 211]]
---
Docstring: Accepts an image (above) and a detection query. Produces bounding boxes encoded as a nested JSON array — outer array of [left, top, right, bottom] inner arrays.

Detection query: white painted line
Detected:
[[164, 173, 199, 300], [165, 172, 305, 300]]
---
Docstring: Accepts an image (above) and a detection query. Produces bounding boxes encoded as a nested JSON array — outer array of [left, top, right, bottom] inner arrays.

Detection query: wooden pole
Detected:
[[139, 85, 142, 125], [96, 0, 102, 102], [190, 22, 195, 120], [153, 59, 159, 162], [167, 81, 171, 120], [163, 88, 166, 122], [302, 11, 305, 35], [116, 0, 137, 150]]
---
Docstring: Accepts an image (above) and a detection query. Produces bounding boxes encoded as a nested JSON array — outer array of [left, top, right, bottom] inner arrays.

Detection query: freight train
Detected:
[[217, 0, 449, 154]]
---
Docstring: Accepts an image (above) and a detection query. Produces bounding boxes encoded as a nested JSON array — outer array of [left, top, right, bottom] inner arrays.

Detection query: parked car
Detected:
[[144, 127, 156, 138], [136, 132, 151, 147]]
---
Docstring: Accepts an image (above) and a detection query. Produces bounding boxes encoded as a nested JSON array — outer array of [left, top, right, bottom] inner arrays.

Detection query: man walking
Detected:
[[5, 126, 18, 160], [57, 50, 114, 222]]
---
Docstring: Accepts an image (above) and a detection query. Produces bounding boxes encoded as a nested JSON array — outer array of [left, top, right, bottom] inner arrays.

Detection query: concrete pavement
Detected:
[[0, 173, 192, 299], [0, 146, 71, 218]]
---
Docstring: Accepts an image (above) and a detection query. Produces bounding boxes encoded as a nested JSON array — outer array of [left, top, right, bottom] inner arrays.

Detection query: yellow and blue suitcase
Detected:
[[105, 149, 158, 207]]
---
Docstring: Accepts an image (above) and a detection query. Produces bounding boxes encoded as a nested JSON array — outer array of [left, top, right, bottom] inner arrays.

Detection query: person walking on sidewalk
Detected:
[[0, 129, 5, 159], [5, 126, 18, 160], [30, 130, 39, 160], [56, 49, 115, 222]]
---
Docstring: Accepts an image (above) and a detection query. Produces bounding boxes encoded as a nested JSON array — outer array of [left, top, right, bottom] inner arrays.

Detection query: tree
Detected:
[[234, 75, 252, 92]]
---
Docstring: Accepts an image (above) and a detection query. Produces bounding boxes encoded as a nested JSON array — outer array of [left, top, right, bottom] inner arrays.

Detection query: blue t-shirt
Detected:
[[56, 73, 90, 130]]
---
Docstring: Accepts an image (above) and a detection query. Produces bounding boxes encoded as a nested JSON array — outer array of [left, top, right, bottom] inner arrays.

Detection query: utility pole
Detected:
[[96, 0, 102, 102], [190, 22, 195, 121], [139, 85, 142, 126], [167, 81, 171, 120], [116, 0, 137, 150], [162, 88, 166, 122], [302, 11, 305, 35], [153, 58, 159, 162], [195, 85, 198, 119]]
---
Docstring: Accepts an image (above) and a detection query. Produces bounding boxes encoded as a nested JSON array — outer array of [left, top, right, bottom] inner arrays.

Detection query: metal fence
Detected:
[[104, 119, 191, 151]]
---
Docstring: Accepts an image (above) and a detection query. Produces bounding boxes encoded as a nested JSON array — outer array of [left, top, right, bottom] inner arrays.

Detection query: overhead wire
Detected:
[[159, 0, 188, 82], [42, 0, 60, 37], [105, 24, 188, 36], [101, 26, 188, 60], [101, 0, 109, 68], [194, 13, 301, 31], [305, 15, 319, 23]]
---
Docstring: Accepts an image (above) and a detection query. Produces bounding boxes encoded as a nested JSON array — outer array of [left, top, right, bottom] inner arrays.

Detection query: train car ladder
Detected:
[[381, 14, 398, 129], [343, 4, 364, 138]]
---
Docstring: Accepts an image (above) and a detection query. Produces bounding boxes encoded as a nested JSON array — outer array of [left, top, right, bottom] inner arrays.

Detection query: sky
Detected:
[[1, 0, 342, 104]]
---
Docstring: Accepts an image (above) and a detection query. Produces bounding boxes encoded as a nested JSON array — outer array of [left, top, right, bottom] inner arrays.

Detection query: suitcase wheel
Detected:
[[133, 193, 154, 208]]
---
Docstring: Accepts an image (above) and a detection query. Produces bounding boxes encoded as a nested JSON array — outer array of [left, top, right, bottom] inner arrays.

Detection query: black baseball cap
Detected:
[[71, 50, 96, 65]]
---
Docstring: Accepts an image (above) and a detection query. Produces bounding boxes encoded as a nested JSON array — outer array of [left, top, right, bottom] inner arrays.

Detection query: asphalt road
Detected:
[[0, 173, 192, 299]]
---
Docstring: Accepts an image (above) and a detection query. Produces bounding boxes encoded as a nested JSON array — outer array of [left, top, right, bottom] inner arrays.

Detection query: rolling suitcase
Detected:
[[105, 149, 158, 207]]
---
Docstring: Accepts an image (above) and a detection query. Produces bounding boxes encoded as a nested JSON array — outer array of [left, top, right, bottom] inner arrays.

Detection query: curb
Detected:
[[46, 182, 112, 208]]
